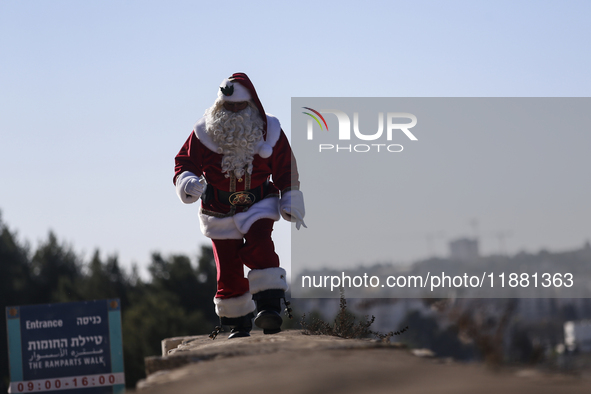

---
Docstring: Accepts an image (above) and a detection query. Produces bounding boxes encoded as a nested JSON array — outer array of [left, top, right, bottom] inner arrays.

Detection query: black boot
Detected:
[[220, 312, 254, 339], [253, 290, 285, 334]]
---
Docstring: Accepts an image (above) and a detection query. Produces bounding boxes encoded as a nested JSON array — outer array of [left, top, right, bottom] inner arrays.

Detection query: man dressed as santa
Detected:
[[174, 73, 305, 339]]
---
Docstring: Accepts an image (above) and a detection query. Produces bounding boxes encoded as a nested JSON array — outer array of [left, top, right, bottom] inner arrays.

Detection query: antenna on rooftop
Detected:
[[495, 230, 513, 256]]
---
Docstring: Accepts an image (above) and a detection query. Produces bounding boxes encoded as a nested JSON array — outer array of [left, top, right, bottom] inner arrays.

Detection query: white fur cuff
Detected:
[[233, 197, 280, 234], [199, 209, 243, 239], [248, 267, 289, 294], [213, 293, 256, 318], [175, 171, 201, 204], [198, 197, 280, 240]]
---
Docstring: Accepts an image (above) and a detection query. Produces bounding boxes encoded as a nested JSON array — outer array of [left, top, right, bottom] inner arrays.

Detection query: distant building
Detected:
[[580, 240, 591, 259], [449, 238, 479, 262], [564, 320, 591, 352]]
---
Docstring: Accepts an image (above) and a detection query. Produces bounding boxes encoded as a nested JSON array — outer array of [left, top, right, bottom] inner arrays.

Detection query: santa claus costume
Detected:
[[174, 73, 305, 338]]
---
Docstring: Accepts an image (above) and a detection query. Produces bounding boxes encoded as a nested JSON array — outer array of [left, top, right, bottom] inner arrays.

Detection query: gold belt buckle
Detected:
[[229, 191, 255, 206]]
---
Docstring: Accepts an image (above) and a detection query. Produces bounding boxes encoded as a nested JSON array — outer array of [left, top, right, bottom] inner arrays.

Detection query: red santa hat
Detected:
[[218, 72, 268, 141]]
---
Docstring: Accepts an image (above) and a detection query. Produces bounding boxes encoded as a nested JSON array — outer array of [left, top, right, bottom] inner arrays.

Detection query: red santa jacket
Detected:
[[174, 114, 301, 239]]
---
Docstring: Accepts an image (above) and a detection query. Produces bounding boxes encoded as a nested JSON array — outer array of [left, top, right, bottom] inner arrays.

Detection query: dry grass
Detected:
[[301, 289, 397, 340], [428, 298, 517, 367]]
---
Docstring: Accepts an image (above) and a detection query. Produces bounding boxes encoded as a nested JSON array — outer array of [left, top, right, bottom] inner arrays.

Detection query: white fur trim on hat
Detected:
[[248, 267, 289, 294], [214, 293, 256, 318], [255, 114, 280, 157], [175, 171, 201, 204], [217, 78, 251, 102], [258, 143, 273, 158]]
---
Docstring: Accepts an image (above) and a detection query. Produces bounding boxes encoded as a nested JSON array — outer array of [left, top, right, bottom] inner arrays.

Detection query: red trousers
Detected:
[[211, 219, 279, 299]]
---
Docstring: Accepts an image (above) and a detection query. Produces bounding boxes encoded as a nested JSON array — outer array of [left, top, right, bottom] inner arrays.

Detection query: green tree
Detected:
[[122, 278, 209, 386], [0, 212, 220, 389], [30, 231, 82, 303], [74, 251, 133, 309], [0, 213, 33, 306], [0, 213, 34, 392], [148, 248, 218, 326], [194, 245, 218, 323]]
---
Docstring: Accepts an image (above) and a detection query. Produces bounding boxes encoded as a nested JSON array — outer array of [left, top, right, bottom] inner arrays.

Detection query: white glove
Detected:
[[282, 206, 307, 230], [184, 177, 206, 198], [280, 189, 307, 230], [175, 171, 206, 204]]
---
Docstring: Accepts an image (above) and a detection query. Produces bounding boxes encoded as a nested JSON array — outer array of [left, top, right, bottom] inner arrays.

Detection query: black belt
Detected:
[[204, 180, 269, 206]]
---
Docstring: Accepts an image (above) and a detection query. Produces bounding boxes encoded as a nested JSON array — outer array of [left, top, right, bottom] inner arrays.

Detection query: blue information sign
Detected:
[[6, 299, 125, 393]]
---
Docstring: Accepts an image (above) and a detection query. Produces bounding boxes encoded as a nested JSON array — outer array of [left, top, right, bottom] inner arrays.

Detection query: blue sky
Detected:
[[1, 1, 590, 278]]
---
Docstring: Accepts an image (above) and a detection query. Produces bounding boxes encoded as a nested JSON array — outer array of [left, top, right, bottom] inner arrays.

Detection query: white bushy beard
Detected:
[[204, 100, 264, 179]]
